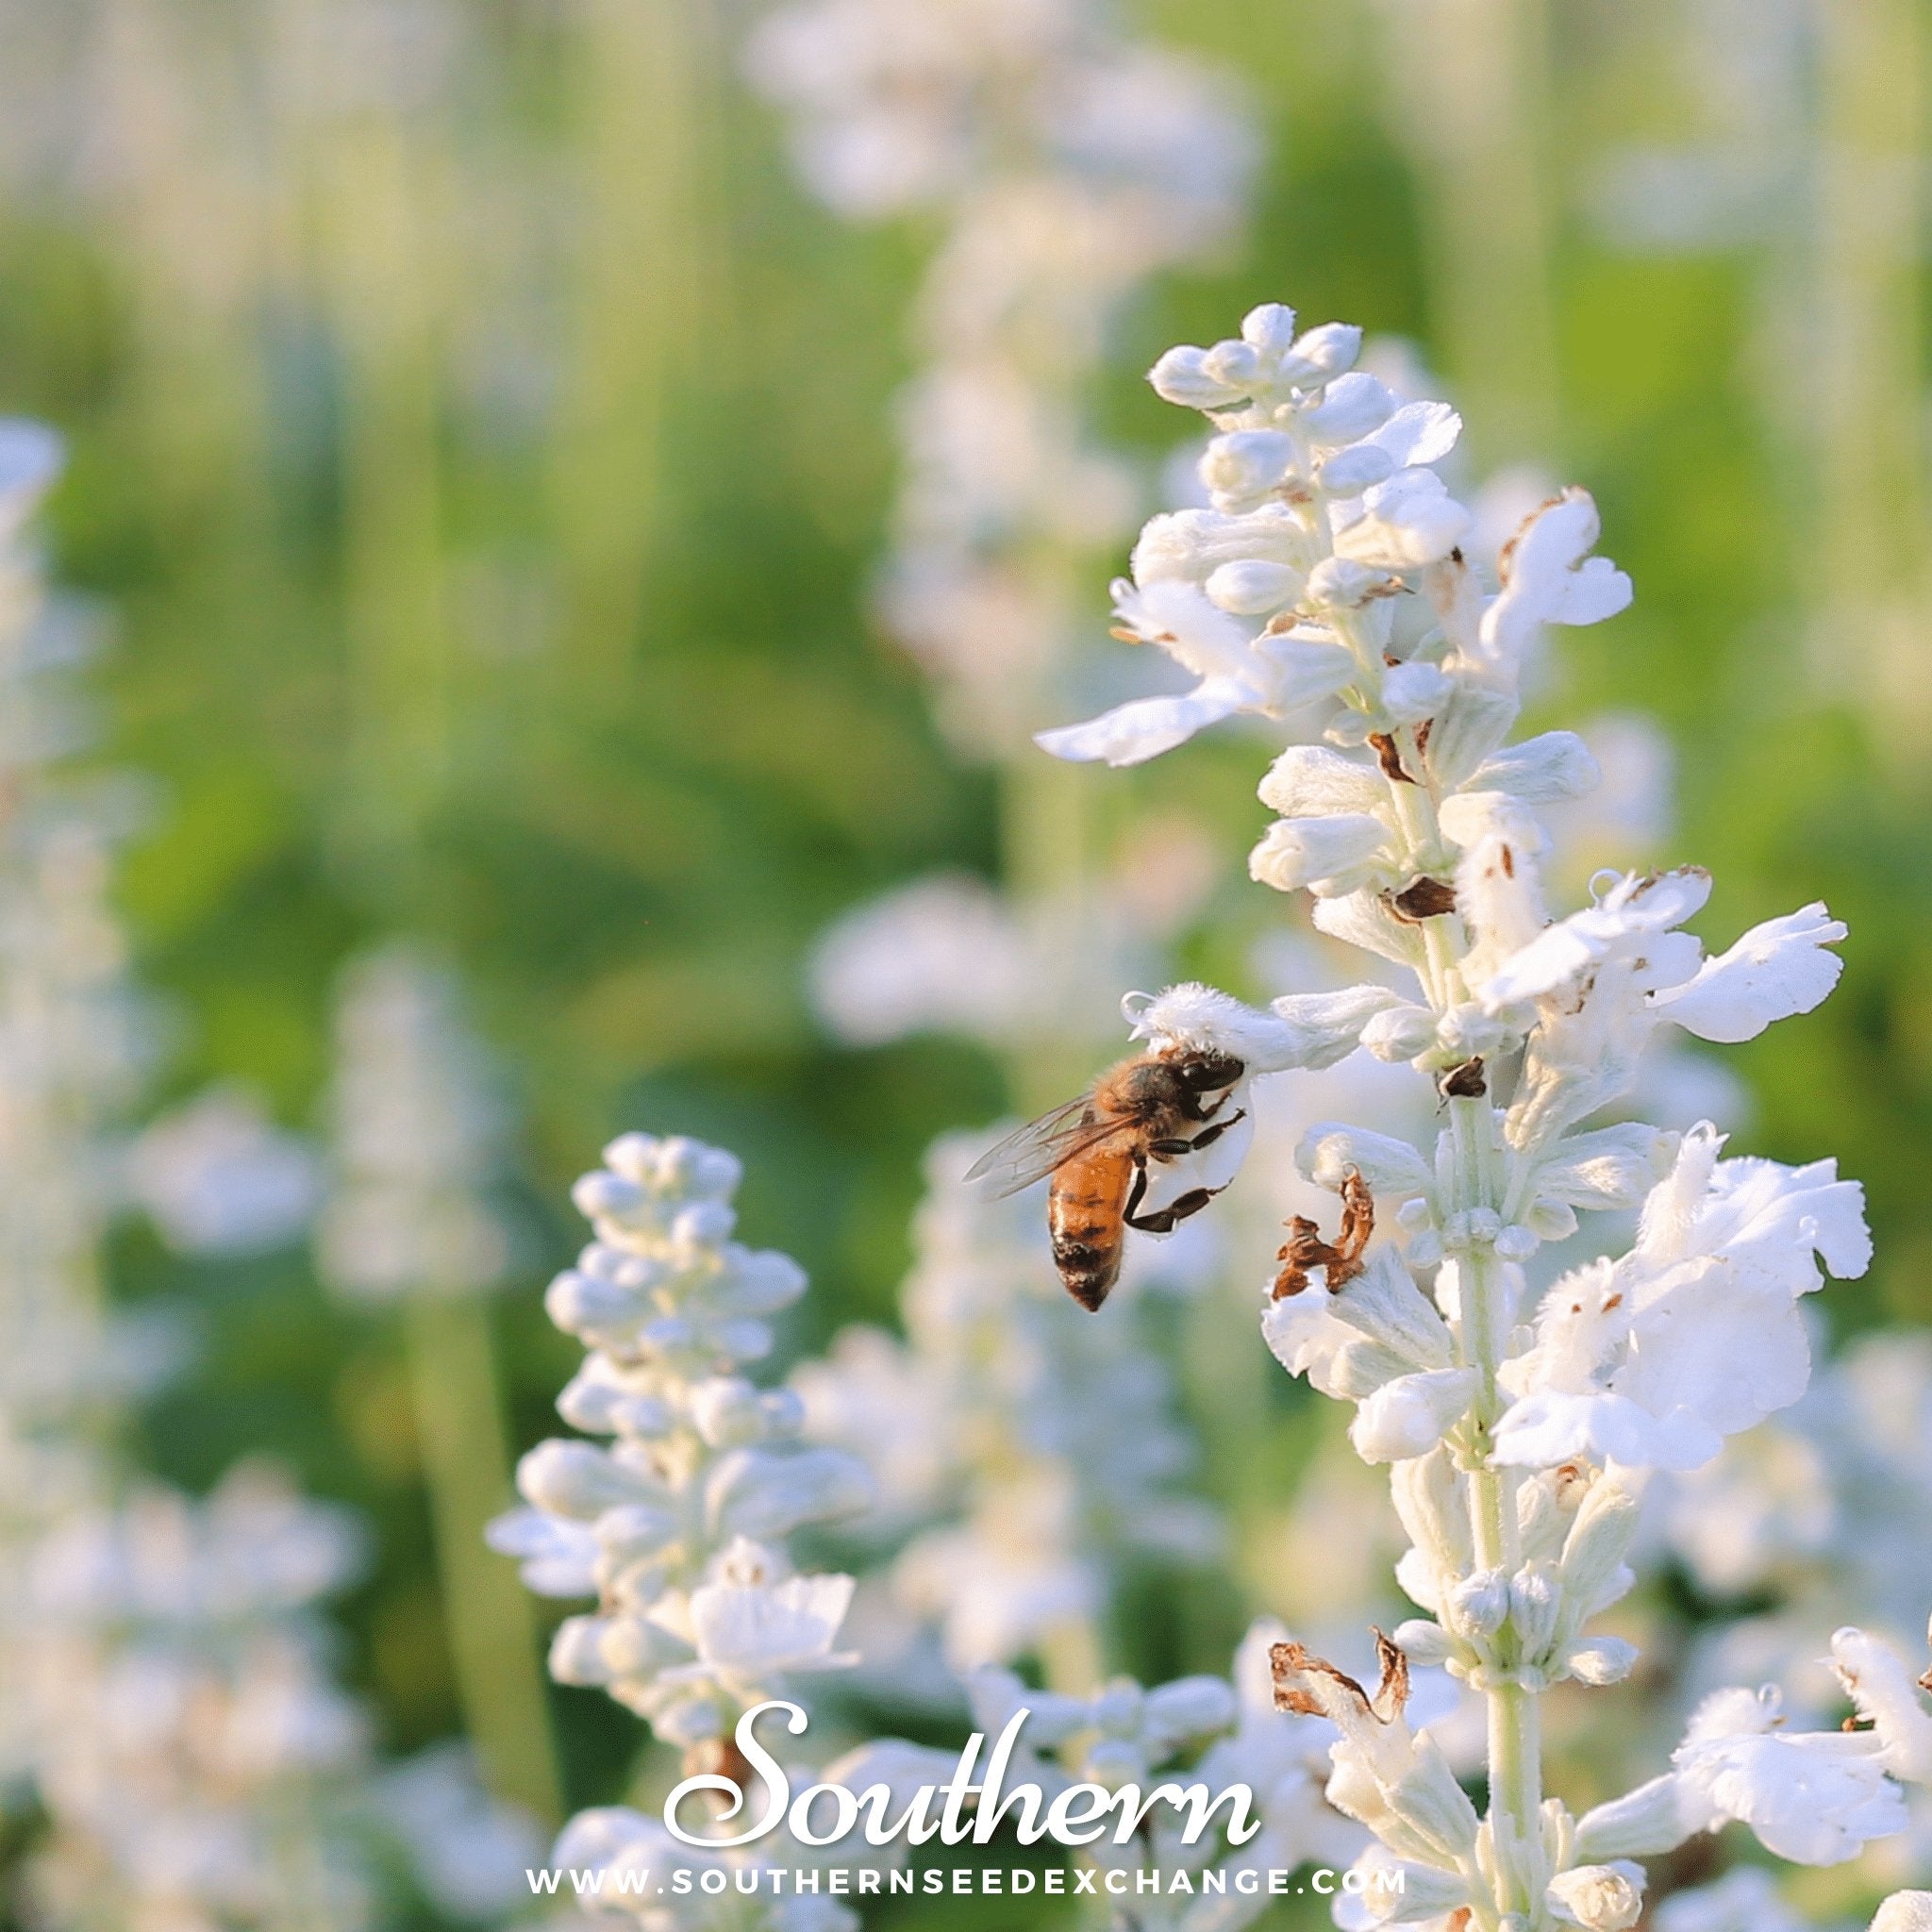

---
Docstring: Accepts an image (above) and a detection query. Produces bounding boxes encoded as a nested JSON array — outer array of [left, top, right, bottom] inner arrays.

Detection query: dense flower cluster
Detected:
[[1046, 299, 1916, 1930], [491, 1133, 873, 1755]]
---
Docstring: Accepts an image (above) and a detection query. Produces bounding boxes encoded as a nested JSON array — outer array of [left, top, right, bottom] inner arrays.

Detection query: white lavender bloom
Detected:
[[20, 1467, 374, 1930], [1057, 297, 1893, 1927], [1650, 1866, 1822, 1932], [317, 945, 513, 1303], [376, 1742, 544, 1922], [493, 1131, 872, 1753], [795, 1128, 1218, 1671], [748, 0, 1255, 754]]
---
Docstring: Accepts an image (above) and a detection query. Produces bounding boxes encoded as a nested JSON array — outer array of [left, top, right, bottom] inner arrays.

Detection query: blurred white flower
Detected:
[[379, 1742, 544, 1922], [798, 1126, 1217, 1670], [128, 1084, 322, 1256], [317, 945, 514, 1303]]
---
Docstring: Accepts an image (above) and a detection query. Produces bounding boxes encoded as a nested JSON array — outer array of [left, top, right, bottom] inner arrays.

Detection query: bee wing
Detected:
[[963, 1097, 1136, 1200]]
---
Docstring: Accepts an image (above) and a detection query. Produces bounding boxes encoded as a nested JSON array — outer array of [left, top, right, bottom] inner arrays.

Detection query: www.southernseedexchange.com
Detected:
[[525, 1865, 1405, 1903]]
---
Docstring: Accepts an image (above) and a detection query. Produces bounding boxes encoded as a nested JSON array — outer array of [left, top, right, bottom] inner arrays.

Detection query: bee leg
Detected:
[[1126, 1184, 1224, 1235], [1123, 1155, 1149, 1224], [1148, 1108, 1248, 1160], [1182, 1108, 1246, 1153]]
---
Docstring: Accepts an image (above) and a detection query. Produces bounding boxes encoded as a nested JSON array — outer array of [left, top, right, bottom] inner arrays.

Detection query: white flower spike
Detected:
[[1059, 293, 1890, 1927]]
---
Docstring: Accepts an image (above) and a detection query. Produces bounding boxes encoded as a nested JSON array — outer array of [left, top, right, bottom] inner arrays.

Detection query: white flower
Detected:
[[1650, 1869, 1812, 1932], [1831, 1624, 1932, 1784], [127, 1086, 321, 1257], [1494, 1125, 1870, 1472], [1148, 303, 1364, 408], [500, 1132, 872, 1745], [1479, 867, 1849, 1145], [1331, 468, 1473, 570], [317, 947, 513, 1303], [1669, 1683, 1907, 1864], [683, 1543, 859, 1685], [1470, 488, 1634, 674], [1545, 1861, 1645, 1930], [1037, 578, 1354, 766], [1349, 1368, 1479, 1464], [1649, 901, 1850, 1041]]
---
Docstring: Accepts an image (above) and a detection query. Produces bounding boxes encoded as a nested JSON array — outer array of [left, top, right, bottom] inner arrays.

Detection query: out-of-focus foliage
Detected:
[[0, 0, 1926, 1924]]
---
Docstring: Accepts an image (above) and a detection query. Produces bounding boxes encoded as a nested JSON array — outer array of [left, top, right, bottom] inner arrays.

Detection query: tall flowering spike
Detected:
[[1062, 297, 1884, 1924], [316, 944, 514, 1303], [493, 1131, 873, 1758]]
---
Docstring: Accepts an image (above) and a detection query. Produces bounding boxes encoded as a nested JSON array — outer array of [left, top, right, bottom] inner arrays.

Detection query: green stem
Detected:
[[406, 1293, 564, 1824]]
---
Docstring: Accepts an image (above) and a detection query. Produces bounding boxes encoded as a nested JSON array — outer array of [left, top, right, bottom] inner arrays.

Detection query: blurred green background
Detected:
[[1, 0, 1927, 1913]]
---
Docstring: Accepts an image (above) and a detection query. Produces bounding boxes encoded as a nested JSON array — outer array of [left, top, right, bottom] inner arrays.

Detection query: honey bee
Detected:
[[964, 1047, 1247, 1310]]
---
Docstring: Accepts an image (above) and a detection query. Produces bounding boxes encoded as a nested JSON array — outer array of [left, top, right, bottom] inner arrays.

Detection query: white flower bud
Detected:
[[688, 1375, 768, 1447], [1298, 371, 1396, 445], [1143, 1674, 1238, 1741], [1563, 1637, 1639, 1687], [1392, 1619, 1457, 1667], [1282, 321, 1363, 385], [517, 1441, 654, 1519], [1203, 339, 1265, 388], [1382, 658, 1452, 723], [1149, 344, 1242, 408], [1199, 429, 1297, 508], [1317, 442, 1396, 494], [1249, 813, 1389, 893], [574, 1171, 646, 1220], [1509, 1564, 1562, 1659], [545, 1268, 642, 1340], [1447, 1569, 1510, 1637], [658, 1137, 742, 1198], [1258, 742, 1386, 818], [1205, 558, 1301, 613], [1360, 1003, 1437, 1062], [1496, 1224, 1539, 1259], [601, 1132, 663, 1182], [549, 1615, 616, 1685], [1298, 1124, 1433, 1197], [1240, 302, 1299, 357], [1434, 1005, 1507, 1060], [1304, 554, 1388, 610], [1545, 1861, 1644, 1930], [1350, 1367, 1479, 1462], [1334, 469, 1474, 571]]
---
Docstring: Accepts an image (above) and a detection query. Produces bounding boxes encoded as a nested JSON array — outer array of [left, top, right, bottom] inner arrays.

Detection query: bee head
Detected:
[[1174, 1049, 1244, 1092]]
